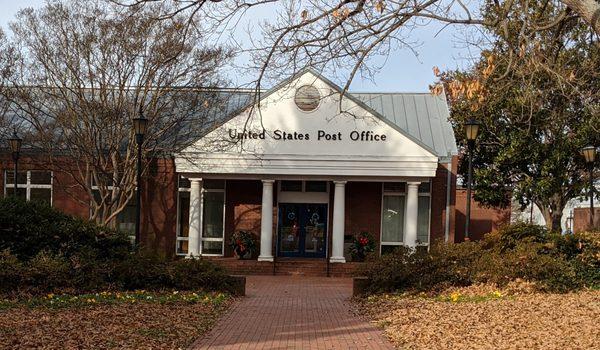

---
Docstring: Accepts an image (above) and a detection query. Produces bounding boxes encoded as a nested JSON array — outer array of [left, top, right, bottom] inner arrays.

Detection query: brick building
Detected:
[[2, 70, 507, 266]]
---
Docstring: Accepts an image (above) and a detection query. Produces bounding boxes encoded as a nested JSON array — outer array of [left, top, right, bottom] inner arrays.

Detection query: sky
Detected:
[[0, 0, 481, 92]]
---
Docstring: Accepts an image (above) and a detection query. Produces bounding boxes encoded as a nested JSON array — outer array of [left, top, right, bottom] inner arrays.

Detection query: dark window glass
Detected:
[[178, 176, 191, 189], [91, 175, 114, 188], [418, 182, 431, 194], [30, 188, 51, 204], [176, 240, 189, 255], [202, 192, 224, 239], [30, 171, 52, 185], [203, 179, 225, 189], [116, 202, 136, 234], [281, 180, 302, 192], [178, 191, 190, 238], [305, 181, 327, 192], [383, 182, 405, 193], [5, 171, 27, 185], [5, 188, 26, 199], [202, 241, 223, 255]]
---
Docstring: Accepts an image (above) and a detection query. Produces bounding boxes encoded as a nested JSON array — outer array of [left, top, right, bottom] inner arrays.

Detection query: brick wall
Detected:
[[345, 182, 382, 247], [573, 207, 600, 233], [430, 158, 457, 243], [455, 188, 511, 241], [141, 158, 178, 257], [224, 180, 266, 257]]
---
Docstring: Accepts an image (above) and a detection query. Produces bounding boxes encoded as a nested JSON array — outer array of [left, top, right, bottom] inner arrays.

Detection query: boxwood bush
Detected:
[[0, 197, 234, 296], [362, 223, 600, 293]]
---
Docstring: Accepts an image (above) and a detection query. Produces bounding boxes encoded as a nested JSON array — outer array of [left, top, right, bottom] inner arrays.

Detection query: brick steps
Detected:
[[207, 257, 364, 277]]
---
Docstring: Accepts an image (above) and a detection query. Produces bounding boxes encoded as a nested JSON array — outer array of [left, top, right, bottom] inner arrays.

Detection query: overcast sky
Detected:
[[0, 0, 481, 92]]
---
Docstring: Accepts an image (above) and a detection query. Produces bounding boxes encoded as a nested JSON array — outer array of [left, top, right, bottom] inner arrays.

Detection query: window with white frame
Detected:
[[4, 170, 53, 205], [176, 177, 225, 256], [380, 182, 431, 254], [280, 180, 328, 192]]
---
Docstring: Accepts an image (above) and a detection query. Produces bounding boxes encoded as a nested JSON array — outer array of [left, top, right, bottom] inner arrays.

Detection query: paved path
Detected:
[[191, 276, 393, 349]]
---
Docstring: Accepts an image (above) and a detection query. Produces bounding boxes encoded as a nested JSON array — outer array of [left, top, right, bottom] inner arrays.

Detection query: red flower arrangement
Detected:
[[349, 232, 375, 261]]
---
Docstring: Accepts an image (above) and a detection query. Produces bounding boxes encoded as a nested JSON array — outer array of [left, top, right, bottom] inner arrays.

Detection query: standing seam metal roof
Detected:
[[352, 92, 458, 160]]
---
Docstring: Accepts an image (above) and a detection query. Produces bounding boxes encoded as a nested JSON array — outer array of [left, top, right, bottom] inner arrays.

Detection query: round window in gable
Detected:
[[294, 85, 321, 112]]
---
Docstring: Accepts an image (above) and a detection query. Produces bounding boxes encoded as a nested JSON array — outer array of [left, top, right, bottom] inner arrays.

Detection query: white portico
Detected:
[[175, 69, 456, 262]]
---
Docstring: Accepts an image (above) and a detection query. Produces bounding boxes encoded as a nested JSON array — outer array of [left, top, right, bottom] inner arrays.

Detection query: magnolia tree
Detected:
[[2, 0, 232, 225], [437, 1, 600, 231]]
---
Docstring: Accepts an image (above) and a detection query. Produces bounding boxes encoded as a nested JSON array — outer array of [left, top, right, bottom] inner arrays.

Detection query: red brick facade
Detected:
[[454, 188, 511, 241], [2, 153, 510, 259], [573, 207, 600, 233]]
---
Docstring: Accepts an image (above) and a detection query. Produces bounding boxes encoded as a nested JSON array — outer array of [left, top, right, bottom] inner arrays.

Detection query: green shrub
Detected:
[[486, 223, 551, 252], [0, 197, 131, 261], [359, 246, 420, 293], [24, 251, 72, 294], [168, 258, 234, 292], [0, 250, 23, 293], [363, 224, 600, 293], [0, 197, 234, 296]]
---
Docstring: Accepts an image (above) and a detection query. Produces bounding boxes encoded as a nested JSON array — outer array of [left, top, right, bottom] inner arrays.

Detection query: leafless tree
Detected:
[[114, 1, 599, 96], [2, 0, 232, 226]]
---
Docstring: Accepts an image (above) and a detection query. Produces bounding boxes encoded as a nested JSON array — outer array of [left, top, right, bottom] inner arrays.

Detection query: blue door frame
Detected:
[[277, 203, 328, 258]]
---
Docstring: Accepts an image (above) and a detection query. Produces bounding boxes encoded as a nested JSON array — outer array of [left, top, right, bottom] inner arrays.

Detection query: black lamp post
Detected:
[[582, 145, 597, 229], [132, 108, 148, 246], [8, 131, 23, 197], [464, 119, 481, 240]]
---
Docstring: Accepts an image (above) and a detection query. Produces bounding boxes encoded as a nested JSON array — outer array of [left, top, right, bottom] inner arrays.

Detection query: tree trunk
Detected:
[[561, 0, 600, 37], [539, 202, 564, 232]]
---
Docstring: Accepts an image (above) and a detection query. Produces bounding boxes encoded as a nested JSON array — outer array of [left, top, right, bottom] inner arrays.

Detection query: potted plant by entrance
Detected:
[[229, 231, 257, 260], [349, 231, 375, 262]]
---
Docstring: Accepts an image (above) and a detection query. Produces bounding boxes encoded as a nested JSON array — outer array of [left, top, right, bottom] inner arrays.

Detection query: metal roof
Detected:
[[352, 92, 458, 160]]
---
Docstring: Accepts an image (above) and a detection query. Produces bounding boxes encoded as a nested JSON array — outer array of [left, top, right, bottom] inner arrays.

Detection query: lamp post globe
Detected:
[[582, 145, 597, 229], [8, 131, 23, 197], [464, 119, 481, 240], [132, 108, 148, 246]]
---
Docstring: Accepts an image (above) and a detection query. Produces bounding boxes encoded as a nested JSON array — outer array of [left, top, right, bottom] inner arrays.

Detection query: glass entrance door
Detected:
[[277, 203, 327, 258]]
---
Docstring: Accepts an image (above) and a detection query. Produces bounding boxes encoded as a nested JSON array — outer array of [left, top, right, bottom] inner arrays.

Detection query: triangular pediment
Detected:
[[176, 70, 439, 178]]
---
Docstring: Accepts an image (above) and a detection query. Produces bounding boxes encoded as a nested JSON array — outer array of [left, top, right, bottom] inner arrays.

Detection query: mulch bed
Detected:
[[0, 298, 233, 349], [354, 288, 600, 350]]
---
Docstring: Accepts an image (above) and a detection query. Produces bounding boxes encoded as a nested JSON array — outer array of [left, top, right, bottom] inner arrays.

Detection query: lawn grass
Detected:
[[0, 290, 233, 349]]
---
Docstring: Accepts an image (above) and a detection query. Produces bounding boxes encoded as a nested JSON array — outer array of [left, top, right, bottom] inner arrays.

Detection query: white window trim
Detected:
[[175, 179, 226, 257], [380, 185, 406, 250], [199, 185, 226, 257], [278, 180, 329, 204], [379, 181, 432, 254], [4, 170, 53, 205]]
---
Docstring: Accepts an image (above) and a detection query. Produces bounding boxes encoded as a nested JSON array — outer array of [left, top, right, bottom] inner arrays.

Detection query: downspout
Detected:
[[444, 159, 452, 242]]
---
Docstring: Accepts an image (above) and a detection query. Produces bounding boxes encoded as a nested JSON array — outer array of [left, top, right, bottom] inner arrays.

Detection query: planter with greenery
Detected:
[[229, 231, 257, 260], [349, 232, 376, 262]]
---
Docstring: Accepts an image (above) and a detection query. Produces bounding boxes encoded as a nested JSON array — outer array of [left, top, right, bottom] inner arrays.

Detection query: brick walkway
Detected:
[[191, 276, 393, 349]]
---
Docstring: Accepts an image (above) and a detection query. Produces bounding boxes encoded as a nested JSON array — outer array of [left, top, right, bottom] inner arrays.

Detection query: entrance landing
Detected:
[[190, 276, 393, 349]]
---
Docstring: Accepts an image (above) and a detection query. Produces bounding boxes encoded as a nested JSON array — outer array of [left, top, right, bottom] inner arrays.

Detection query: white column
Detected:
[[330, 181, 346, 263], [404, 182, 420, 248], [258, 180, 275, 262], [188, 179, 203, 257]]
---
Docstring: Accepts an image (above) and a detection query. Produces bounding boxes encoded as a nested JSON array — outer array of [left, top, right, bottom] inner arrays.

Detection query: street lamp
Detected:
[[464, 119, 481, 240], [8, 131, 22, 198], [132, 107, 148, 246], [582, 145, 597, 229]]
